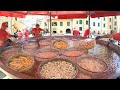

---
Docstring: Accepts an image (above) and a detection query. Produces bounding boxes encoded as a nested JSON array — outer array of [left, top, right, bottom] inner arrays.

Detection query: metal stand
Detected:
[[88, 11, 91, 38], [49, 12, 52, 36]]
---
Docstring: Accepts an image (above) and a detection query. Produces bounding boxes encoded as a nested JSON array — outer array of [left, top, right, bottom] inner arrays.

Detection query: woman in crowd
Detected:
[[17, 30, 22, 40], [24, 29, 30, 38]]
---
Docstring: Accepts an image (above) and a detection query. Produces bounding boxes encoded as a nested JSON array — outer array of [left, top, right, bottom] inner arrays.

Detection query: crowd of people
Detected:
[[13, 23, 44, 39], [0, 22, 44, 46]]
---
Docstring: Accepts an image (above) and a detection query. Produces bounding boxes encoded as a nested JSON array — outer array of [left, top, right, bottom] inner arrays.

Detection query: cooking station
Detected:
[[0, 36, 120, 79]]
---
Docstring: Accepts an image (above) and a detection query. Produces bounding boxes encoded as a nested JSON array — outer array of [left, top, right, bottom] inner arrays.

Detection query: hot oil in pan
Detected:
[[3, 43, 120, 79], [19, 44, 120, 79], [87, 44, 120, 79], [21, 60, 41, 78]]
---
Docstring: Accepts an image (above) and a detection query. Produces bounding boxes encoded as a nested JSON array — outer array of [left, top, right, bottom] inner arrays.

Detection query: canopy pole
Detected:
[[49, 12, 52, 36], [88, 11, 91, 38], [48, 15, 49, 34], [11, 17, 12, 34]]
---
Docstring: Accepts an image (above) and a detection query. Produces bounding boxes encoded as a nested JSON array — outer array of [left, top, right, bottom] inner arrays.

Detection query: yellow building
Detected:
[[47, 19, 73, 34], [0, 16, 118, 36], [73, 18, 89, 35], [11, 16, 119, 36]]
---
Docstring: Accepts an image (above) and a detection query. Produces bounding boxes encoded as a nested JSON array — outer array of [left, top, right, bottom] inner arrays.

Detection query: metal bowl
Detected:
[[7, 53, 35, 73], [62, 48, 86, 57], [22, 40, 39, 55], [0, 45, 21, 60], [39, 39, 52, 47], [52, 39, 72, 51], [34, 48, 59, 61], [78, 38, 96, 50], [38, 58, 79, 79], [77, 55, 108, 73], [22, 41, 39, 49]]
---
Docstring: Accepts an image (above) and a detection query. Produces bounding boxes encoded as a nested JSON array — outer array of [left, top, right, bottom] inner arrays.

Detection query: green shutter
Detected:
[[110, 25, 111, 29], [86, 20, 88, 25], [93, 22, 95, 26], [44, 22, 47, 26], [104, 17, 105, 21], [115, 22, 117, 26], [79, 27, 82, 31], [104, 24, 105, 27], [6, 22, 8, 26], [60, 22, 63, 26], [67, 22, 70, 26], [52, 22, 57, 26], [79, 20, 82, 24], [110, 18, 111, 22], [98, 23, 100, 27], [55, 22, 57, 26], [76, 21, 78, 24], [15, 18, 17, 21]]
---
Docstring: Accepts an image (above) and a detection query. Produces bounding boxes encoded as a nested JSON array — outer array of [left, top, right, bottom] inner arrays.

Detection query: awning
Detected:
[[91, 11, 120, 18], [0, 11, 25, 18], [1, 11, 120, 18], [12, 11, 88, 19]]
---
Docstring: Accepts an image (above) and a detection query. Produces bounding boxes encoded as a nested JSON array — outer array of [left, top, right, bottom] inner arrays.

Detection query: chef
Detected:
[[84, 29, 90, 37], [0, 22, 17, 46], [73, 28, 80, 36], [32, 24, 44, 37]]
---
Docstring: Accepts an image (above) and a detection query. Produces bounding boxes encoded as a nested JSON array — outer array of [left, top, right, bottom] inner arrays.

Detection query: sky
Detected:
[[18, 15, 48, 28]]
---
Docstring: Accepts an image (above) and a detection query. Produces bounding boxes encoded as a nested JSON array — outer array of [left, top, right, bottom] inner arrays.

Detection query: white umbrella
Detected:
[[13, 20, 25, 30]]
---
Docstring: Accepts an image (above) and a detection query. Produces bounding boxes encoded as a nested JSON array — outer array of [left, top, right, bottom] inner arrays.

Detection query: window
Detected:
[[15, 18, 17, 21], [44, 22, 47, 26], [114, 28, 116, 30], [103, 24, 105, 27], [79, 27, 82, 31], [110, 18, 111, 22], [52, 22, 57, 26], [86, 20, 88, 25], [67, 22, 70, 26], [60, 22, 63, 26], [53, 31, 57, 34], [110, 25, 111, 29], [115, 16, 117, 19], [60, 30, 63, 33], [114, 22, 117, 26], [98, 17, 100, 19], [52, 22, 54, 26], [79, 20, 82, 24], [98, 23, 100, 27], [6, 22, 8, 25], [104, 17, 105, 21], [76, 21, 78, 24], [93, 22, 95, 26]]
